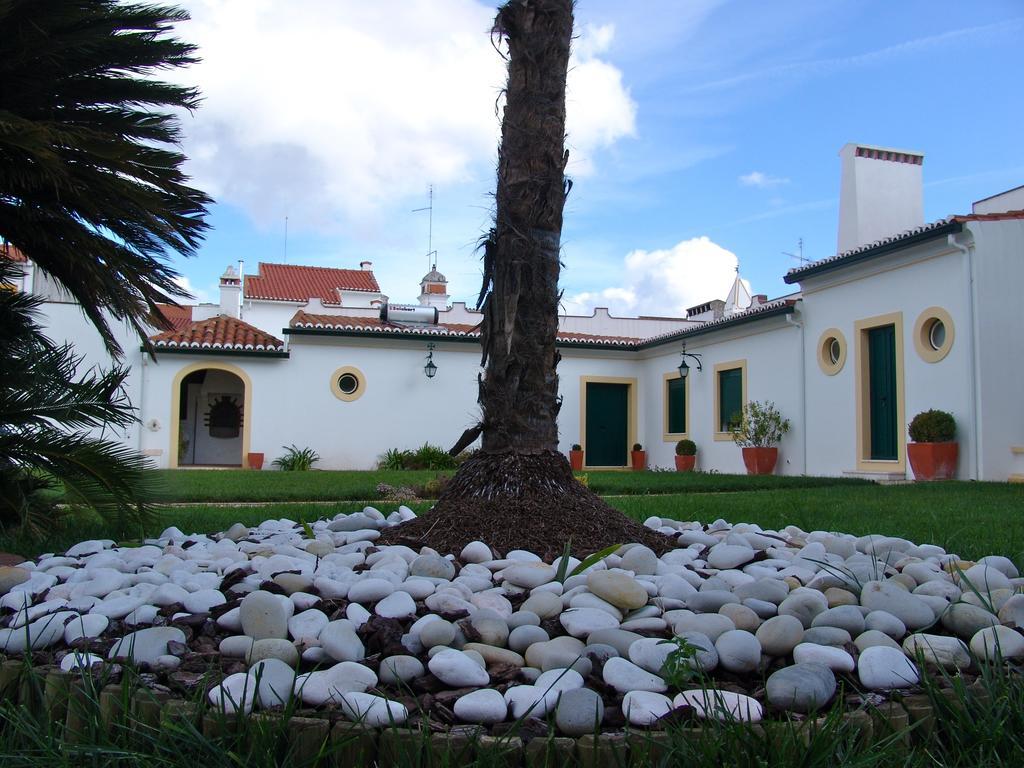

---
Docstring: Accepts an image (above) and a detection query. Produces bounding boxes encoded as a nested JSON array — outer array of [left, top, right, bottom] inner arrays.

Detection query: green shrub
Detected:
[[271, 445, 320, 471], [731, 400, 791, 448], [632, 443, 643, 452], [676, 439, 697, 456], [571, 443, 582, 451], [377, 444, 457, 470], [909, 409, 956, 442], [378, 447, 412, 471]]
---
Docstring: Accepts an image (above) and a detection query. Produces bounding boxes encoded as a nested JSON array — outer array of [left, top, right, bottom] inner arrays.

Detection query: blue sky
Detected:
[[170, 0, 1024, 317]]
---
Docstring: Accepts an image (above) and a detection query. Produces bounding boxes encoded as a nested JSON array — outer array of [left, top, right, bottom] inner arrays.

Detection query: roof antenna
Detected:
[[412, 185, 438, 272], [284, 215, 289, 264], [783, 237, 807, 265]]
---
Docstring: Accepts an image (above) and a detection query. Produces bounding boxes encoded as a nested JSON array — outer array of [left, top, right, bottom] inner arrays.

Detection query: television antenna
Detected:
[[783, 237, 807, 265], [412, 185, 438, 272]]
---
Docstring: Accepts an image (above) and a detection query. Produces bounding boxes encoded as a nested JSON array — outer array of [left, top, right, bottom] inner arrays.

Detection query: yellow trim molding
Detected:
[[817, 327, 847, 376], [662, 371, 690, 442], [713, 359, 747, 442], [912, 306, 955, 363], [330, 366, 366, 402], [854, 312, 906, 474], [579, 376, 638, 470], [168, 362, 252, 469]]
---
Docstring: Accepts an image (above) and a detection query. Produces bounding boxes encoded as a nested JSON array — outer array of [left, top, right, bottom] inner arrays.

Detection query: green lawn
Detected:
[[4, 472, 1022, 566], [149, 468, 869, 503]]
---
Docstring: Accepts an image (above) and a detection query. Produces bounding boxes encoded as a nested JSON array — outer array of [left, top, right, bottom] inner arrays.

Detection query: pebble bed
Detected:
[[1, 507, 1023, 736]]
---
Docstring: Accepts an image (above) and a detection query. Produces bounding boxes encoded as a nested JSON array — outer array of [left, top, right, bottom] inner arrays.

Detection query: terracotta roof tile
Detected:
[[152, 303, 194, 333], [290, 311, 643, 346], [150, 315, 285, 353], [786, 210, 1024, 283], [1, 244, 28, 263], [244, 263, 380, 303]]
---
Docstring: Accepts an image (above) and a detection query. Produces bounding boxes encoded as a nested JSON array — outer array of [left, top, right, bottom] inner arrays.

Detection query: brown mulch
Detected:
[[376, 451, 673, 560]]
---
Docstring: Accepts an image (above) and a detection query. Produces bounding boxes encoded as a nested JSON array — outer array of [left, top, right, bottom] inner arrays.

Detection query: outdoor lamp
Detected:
[[424, 343, 438, 379], [678, 342, 702, 379]]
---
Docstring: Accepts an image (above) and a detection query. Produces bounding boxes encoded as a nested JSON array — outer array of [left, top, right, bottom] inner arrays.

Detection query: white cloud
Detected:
[[739, 170, 789, 188], [174, 1, 635, 231], [172, 275, 213, 304], [561, 236, 746, 317]]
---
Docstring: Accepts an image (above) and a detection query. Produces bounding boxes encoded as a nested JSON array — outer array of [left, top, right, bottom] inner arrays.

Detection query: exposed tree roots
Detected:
[[376, 451, 672, 561]]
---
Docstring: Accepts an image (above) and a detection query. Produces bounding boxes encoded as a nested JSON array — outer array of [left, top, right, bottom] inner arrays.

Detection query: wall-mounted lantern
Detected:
[[677, 342, 702, 380], [424, 342, 438, 379]]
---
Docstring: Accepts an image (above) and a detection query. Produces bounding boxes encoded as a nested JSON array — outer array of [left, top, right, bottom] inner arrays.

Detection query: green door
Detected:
[[585, 383, 629, 467], [868, 325, 898, 460]]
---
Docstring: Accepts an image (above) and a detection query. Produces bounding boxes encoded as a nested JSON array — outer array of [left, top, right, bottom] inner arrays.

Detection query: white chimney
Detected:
[[837, 143, 924, 254], [360, 260, 373, 271], [218, 265, 241, 318]]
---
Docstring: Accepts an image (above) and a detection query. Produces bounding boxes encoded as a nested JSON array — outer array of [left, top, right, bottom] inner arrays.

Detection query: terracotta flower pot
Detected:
[[674, 455, 696, 472], [630, 450, 647, 471], [741, 446, 778, 475], [569, 450, 584, 471], [246, 452, 265, 470], [907, 442, 958, 481]]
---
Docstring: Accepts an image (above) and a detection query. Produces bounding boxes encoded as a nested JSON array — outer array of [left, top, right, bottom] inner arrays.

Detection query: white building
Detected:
[[14, 144, 1024, 481]]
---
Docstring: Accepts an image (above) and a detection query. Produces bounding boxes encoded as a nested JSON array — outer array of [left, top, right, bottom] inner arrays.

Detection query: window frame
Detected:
[[662, 371, 689, 442], [713, 360, 747, 441]]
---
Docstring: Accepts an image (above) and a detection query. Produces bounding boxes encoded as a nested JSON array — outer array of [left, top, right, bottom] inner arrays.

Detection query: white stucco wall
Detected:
[[639, 318, 803, 474], [963, 219, 1024, 480], [797, 237, 974, 479]]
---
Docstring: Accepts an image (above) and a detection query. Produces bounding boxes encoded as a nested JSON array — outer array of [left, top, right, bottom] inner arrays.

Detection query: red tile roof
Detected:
[[952, 209, 1024, 222], [1, 244, 28, 263], [290, 311, 644, 346], [150, 315, 285, 353], [152, 303, 195, 333], [244, 263, 380, 303], [786, 210, 1024, 283]]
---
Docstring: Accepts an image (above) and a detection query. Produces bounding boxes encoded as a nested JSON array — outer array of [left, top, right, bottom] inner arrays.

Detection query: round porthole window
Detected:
[[817, 328, 846, 376], [330, 366, 365, 402], [337, 373, 359, 395], [914, 308, 954, 363], [828, 337, 842, 365]]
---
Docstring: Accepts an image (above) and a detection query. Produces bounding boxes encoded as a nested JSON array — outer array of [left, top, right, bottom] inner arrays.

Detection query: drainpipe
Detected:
[[237, 259, 245, 320], [786, 311, 808, 475], [947, 232, 980, 480], [138, 352, 148, 453]]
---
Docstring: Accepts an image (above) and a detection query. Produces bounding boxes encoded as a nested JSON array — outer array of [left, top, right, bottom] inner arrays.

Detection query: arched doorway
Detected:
[[174, 367, 247, 467]]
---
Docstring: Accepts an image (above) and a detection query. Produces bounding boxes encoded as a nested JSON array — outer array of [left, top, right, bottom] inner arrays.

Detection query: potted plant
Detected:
[[731, 400, 790, 475], [630, 443, 646, 471], [907, 409, 958, 481], [568, 443, 584, 471], [675, 439, 697, 472], [246, 452, 265, 470]]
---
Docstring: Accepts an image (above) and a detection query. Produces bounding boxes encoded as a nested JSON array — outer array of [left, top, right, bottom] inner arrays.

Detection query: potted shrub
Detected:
[[907, 409, 958, 480], [630, 443, 646, 471], [568, 443, 584, 471], [246, 452, 265, 470], [731, 400, 790, 475], [675, 439, 697, 472]]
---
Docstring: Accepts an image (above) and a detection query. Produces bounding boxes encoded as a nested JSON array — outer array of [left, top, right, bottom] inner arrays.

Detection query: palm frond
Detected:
[[0, 0, 212, 355]]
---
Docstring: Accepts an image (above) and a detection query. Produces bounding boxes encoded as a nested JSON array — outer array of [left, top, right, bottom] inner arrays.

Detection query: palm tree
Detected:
[[383, 0, 666, 559], [0, 260, 158, 538], [0, 0, 212, 354]]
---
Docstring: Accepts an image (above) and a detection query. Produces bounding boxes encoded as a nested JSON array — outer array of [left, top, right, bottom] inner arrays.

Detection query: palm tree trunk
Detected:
[[379, 0, 668, 559], [477, 0, 570, 456]]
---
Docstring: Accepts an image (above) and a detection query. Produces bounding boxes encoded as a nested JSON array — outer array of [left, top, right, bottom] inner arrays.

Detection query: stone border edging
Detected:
[[0, 659, 987, 766]]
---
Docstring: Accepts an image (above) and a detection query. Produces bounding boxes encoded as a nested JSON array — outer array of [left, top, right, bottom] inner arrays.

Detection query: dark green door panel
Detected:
[[585, 383, 629, 466], [667, 377, 686, 434], [868, 325, 897, 460], [718, 368, 743, 432]]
